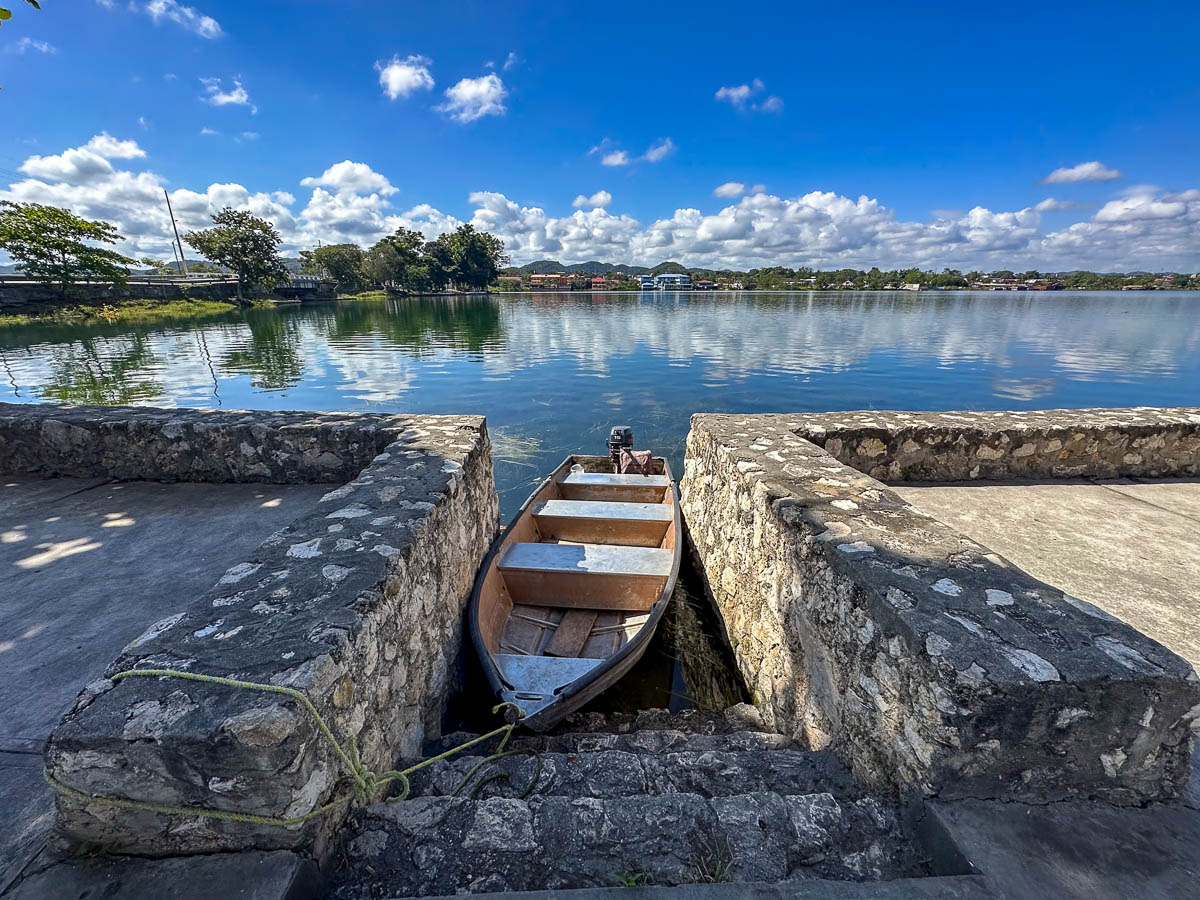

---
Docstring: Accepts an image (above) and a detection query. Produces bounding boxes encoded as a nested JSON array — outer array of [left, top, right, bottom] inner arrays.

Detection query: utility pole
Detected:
[[163, 189, 188, 275]]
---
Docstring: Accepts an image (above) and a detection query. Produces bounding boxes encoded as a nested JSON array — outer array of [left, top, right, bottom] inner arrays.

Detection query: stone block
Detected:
[[791, 407, 1200, 482], [4, 849, 319, 900], [680, 413, 1200, 804], [34, 407, 498, 856], [0, 402, 412, 484]]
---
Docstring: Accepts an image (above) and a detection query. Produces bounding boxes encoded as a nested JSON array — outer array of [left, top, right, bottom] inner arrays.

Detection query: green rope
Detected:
[[42, 667, 525, 828], [453, 748, 543, 801]]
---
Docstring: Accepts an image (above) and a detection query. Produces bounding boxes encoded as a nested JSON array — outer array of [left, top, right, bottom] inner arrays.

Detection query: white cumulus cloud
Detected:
[[2, 138, 294, 260], [1042, 161, 1122, 184], [1034, 198, 1077, 212], [300, 160, 397, 197], [84, 133, 146, 159], [715, 81, 758, 108], [593, 138, 672, 168], [4, 137, 1199, 275], [17, 133, 146, 185], [714, 182, 746, 198], [1093, 188, 1188, 223], [715, 78, 781, 114], [200, 78, 256, 113], [375, 54, 434, 100], [437, 74, 507, 123], [142, 0, 222, 39], [10, 37, 57, 54], [643, 138, 675, 163], [502, 51, 520, 72], [572, 190, 612, 209]]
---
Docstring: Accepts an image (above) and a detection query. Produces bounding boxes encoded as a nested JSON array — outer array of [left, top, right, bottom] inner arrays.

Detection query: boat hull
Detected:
[[468, 455, 681, 732]]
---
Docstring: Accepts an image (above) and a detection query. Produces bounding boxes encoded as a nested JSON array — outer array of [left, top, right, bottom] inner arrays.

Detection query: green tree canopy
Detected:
[[421, 238, 454, 290], [0, 201, 133, 299], [380, 227, 432, 290], [185, 208, 287, 301], [363, 241, 404, 287], [0, 1, 41, 27], [441, 224, 508, 291], [300, 243, 366, 293]]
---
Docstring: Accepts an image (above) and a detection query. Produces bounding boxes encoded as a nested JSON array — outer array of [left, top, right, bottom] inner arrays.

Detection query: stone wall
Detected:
[[0, 280, 239, 309], [793, 408, 1200, 482], [681, 412, 1200, 805], [0, 403, 407, 484], [10, 404, 499, 857]]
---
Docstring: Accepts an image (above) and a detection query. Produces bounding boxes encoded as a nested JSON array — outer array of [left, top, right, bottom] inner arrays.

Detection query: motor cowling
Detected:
[[607, 425, 633, 465]]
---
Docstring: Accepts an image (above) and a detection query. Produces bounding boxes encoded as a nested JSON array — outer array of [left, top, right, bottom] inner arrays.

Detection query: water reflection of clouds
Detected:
[[479, 293, 1200, 385], [325, 335, 420, 403], [2, 292, 1198, 409], [992, 378, 1057, 402]]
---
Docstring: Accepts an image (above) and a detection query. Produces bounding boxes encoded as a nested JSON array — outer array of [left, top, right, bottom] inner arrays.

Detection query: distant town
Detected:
[[497, 262, 1199, 292]]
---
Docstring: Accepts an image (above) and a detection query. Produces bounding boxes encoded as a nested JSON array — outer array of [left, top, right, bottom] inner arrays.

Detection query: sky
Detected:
[[1, 0, 1198, 272]]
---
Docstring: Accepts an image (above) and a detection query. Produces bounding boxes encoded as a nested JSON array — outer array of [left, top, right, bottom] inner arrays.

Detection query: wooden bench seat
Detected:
[[532, 499, 672, 547], [498, 541, 673, 610], [560, 471, 670, 503]]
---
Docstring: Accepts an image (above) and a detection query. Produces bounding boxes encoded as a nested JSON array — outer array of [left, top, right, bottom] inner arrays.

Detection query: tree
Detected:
[[300, 243, 366, 293], [378, 227, 429, 292], [0, 201, 133, 299], [185, 208, 287, 302], [363, 241, 403, 288], [403, 264, 433, 294], [422, 239, 455, 290], [441, 224, 508, 290], [0, 1, 40, 28]]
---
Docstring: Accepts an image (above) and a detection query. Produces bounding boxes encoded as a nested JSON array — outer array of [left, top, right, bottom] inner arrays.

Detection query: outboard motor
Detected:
[[607, 425, 634, 467]]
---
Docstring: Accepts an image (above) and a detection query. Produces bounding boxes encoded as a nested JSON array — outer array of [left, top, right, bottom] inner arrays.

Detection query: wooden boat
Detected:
[[469, 454, 681, 732]]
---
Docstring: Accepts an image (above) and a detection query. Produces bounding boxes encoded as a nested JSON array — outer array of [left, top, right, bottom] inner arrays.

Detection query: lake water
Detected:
[[2, 290, 1198, 519], [6, 289, 1197, 716]]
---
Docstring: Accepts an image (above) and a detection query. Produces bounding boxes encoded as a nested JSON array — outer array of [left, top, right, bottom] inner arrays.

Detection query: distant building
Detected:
[[900, 283, 923, 291], [654, 273, 692, 290], [529, 273, 571, 290], [497, 275, 523, 290], [591, 276, 607, 287], [638, 275, 656, 290]]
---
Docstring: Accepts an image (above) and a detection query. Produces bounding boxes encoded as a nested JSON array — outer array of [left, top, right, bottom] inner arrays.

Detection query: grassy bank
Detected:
[[337, 290, 390, 301], [0, 298, 240, 327]]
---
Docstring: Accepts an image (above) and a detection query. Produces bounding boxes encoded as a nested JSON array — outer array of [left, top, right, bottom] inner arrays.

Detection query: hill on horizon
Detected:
[[512, 260, 650, 276], [511, 259, 703, 276]]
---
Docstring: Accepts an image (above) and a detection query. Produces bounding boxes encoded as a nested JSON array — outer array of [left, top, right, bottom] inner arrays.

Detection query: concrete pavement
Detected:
[[893, 478, 1200, 672], [0, 475, 326, 893]]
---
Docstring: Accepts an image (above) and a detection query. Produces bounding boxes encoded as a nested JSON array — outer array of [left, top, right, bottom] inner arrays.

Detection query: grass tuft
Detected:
[[0, 298, 238, 327]]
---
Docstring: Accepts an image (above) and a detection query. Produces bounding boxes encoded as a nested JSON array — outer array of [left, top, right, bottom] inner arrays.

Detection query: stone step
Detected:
[[407, 748, 860, 803], [424, 728, 799, 759], [558, 702, 768, 736], [338, 790, 923, 897]]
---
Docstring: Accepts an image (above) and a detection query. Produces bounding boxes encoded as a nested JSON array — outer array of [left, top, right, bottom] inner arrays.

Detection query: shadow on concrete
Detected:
[[0, 476, 328, 892]]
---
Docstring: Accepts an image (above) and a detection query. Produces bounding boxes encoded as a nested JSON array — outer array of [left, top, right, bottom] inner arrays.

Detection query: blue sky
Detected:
[[1, 0, 1198, 270]]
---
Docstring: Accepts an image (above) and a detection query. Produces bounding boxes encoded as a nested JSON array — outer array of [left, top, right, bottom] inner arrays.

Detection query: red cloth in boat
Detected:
[[618, 449, 655, 475]]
